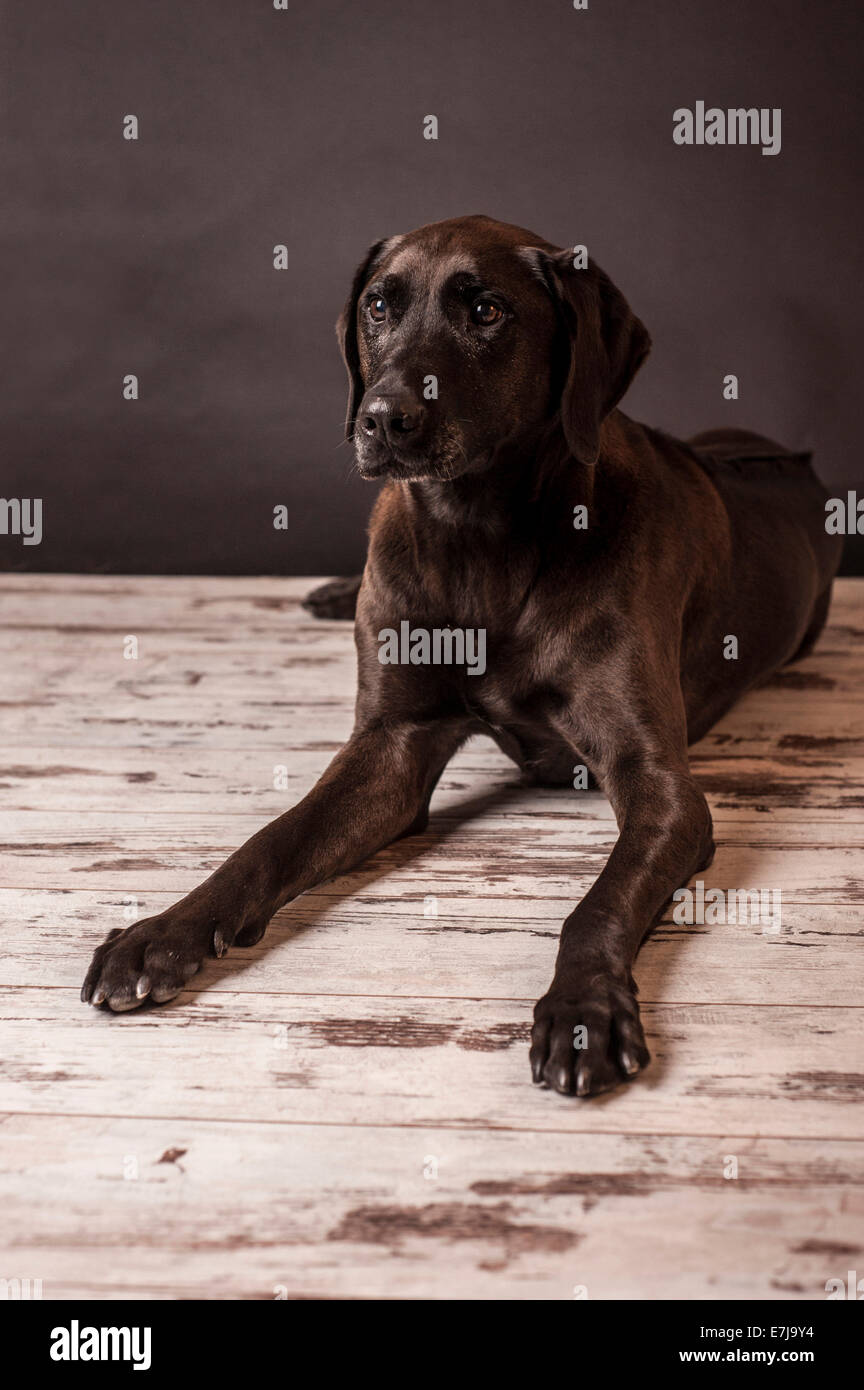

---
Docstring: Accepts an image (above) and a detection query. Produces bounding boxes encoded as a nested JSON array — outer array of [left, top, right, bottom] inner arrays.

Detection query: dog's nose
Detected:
[[360, 394, 424, 442]]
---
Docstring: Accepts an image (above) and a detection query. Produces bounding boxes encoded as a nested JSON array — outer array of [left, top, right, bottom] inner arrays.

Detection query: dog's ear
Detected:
[[336, 238, 392, 439], [524, 249, 651, 466]]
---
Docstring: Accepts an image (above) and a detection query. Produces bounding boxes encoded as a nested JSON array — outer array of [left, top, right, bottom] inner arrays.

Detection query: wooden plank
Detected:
[[1, 631, 862, 696], [2, 581, 862, 755], [0, 698, 355, 749], [0, 577, 332, 634], [3, 889, 862, 1007], [6, 808, 864, 843], [1, 810, 862, 903], [1, 744, 863, 824], [1, 574, 862, 1301], [2, 988, 862, 1139], [0, 568, 859, 605], [1, 1115, 861, 1300], [0, 694, 861, 750]]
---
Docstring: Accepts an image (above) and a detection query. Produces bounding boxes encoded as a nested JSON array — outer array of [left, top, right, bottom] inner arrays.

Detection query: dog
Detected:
[[82, 214, 842, 1097]]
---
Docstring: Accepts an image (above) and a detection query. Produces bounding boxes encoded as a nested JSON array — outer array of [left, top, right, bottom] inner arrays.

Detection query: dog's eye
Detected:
[[367, 296, 387, 323], [470, 298, 504, 327]]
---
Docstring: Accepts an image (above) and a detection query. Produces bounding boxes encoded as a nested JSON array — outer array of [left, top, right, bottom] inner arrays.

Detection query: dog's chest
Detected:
[[457, 611, 578, 726]]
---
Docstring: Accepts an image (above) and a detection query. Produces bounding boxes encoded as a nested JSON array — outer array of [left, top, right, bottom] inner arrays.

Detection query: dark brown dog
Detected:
[[83, 215, 841, 1098]]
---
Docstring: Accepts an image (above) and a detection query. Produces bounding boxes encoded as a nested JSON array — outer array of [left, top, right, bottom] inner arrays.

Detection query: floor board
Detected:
[[1, 575, 862, 1299]]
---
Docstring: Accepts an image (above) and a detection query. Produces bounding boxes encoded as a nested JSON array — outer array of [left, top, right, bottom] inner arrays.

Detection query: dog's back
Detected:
[[673, 424, 840, 690], [688, 426, 842, 608]]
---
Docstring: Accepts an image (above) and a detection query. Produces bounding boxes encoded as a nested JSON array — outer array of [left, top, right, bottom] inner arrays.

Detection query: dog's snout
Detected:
[[360, 393, 424, 443]]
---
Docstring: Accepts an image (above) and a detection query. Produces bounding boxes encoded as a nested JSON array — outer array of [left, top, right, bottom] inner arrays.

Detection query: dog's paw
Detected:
[[529, 973, 650, 1097], [80, 913, 217, 1012]]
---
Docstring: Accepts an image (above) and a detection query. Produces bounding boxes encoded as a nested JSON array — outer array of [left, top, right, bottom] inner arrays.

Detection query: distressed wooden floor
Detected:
[[1, 574, 863, 1301]]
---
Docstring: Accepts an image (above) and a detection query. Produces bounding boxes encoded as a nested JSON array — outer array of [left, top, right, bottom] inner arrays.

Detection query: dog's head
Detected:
[[337, 214, 650, 481]]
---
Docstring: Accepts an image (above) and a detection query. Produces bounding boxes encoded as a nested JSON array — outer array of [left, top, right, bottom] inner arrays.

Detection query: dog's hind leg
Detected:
[[786, 582, 834, 664], [302, 574, 363, 620]]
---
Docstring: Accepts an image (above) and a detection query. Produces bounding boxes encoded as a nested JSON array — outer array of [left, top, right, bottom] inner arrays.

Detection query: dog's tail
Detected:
[[302, 575, 363, 620]]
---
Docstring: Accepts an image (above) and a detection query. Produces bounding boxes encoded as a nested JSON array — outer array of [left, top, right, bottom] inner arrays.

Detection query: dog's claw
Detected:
[[620, 1048, 640, 1076], [107, 991, 140, 1013], [150, 983, 182, 1003], [213, 928, 229, 957]]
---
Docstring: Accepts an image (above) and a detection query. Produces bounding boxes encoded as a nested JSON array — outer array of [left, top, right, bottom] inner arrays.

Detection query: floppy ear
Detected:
[[336, 238, 392, 439], [526, 249, 651, 466]]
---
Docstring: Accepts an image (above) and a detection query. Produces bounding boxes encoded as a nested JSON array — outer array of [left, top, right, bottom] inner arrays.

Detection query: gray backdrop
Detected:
[[3, 0, 863, 574]]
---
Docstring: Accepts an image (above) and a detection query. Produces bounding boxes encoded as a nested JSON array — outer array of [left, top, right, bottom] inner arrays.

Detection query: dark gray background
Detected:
[[3, 0, 863, 574]]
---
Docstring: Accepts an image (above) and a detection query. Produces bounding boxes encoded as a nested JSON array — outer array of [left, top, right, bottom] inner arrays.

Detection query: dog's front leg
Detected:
[[531, 744, 715, 1097], [82, 718, 467, 1011]]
